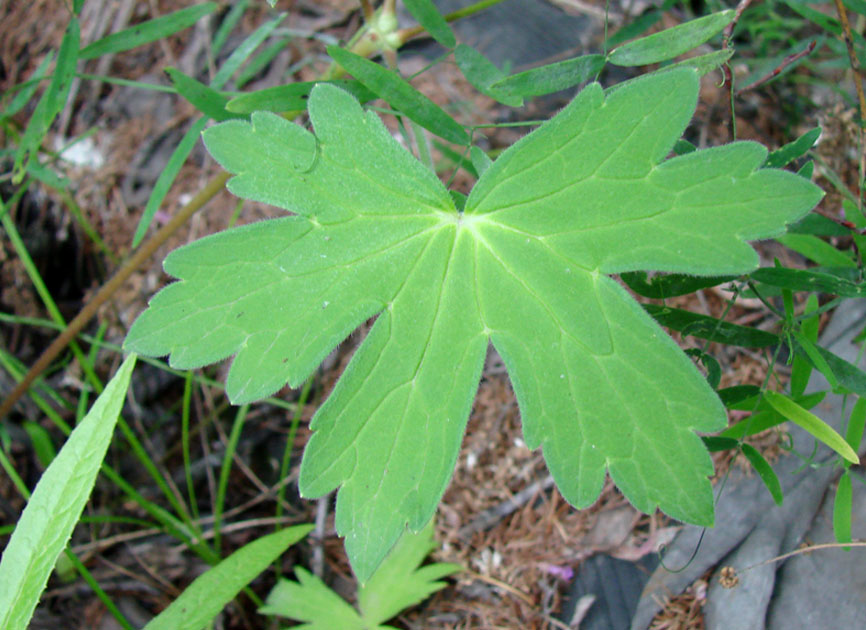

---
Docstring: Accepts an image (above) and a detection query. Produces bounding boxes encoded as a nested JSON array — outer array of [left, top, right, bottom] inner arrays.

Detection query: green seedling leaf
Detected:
[[0, 355, 136, 630], [143, 524, 312, 630], [13, 17, 79, 181], [79, 3, 217, 59], [777, 233, 857, 267], [165, 68, 243, 122], [454, 44, 523, 107], [124, 69, 823, 581], [620, 271, 736, 298], [490, 54, 606, 97], [403, 0, 455, 48], [327, 45, 468, 145], [358, 520, 461, 619], [765, 127, 821, 168], [644, 305, 781, 347], [833, 470, 853, 546], [227, 80, 377, 113], [260, 521, 458, 626], [750, 267, 866, 297], [608, 10, 735, 67], [741, 443, 784, 505], [764, 391, 859, 463]]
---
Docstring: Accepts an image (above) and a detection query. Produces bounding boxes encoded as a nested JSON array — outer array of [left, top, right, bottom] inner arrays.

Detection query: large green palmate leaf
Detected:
[[124, 68, 823, 582]]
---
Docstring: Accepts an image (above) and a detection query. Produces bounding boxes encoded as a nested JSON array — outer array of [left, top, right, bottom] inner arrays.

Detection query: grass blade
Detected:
[[13, 17, 79, 181], [211, 13, 286, 89], [454, 44, 523, 106], [143, 524, 313, 630], [227, 80, 377, 113], [741, 443, 784, 505], [327, 46, 468, 144], [643, 304, 780, 347], [165, 68, 243, 121], [79, 3, 217, 60], [0, 355, 136, 630], [608, 10, 734, 66], [1, 53, 54, 120], [764, 390, 859, 463]]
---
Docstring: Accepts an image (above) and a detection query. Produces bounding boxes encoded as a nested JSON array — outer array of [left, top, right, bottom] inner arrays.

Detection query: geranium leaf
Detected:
[[124, 68, 823, 582]]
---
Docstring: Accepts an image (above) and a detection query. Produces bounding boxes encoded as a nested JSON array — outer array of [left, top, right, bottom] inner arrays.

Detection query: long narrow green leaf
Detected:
[[132, 118, 208, 248], [765, 127, 821, 168], [764, 390, 859, 463], [777, 234, 857, 267], [13, 17, 80, 181], [490, 54, 606, 97], [750, 267, 866, 297], [787, 213, 851, 236], [846, 397, 866, 452], [403, 0, 455, 47], [211, 13, 285, 89], [609, 10, 735, 66], [165, 68, 243, 122], [227, 80, 377, 113], [794, 331, 838, 389], [0, 355, 136, 630], [327, 46, 468, 144], [143, 524, 313, 630], [1, 54, 54, 120], [666, 49, 734, 76], [644, 304, 780, 347], [833, 470, 853, 545], [790, 294, 819, 397], [212, 0, 250, 58], [454, 44, 523, 106], [79, 3, 217, 60], [741, 444, 784, 505], [620, 271, 736, 298], [799, 343, 866, 398]]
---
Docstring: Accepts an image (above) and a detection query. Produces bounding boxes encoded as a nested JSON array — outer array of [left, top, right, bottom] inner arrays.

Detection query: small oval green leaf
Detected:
[[327, 46, 468, 144], [609, 10, 735, 66], [764, 390, 859, 463]]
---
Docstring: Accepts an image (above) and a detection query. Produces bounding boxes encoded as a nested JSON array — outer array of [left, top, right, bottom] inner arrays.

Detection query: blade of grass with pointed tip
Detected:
[[799, 344, 866, 398], [235, 37, 291, 89], [403, 0, 455, 47], [794, 331, 839, 389], [490, 54, 605, 97], [741, 443, 784, 505], [212, 0, 250, 58], [143, 524, 313, 630], [764, 391, 859, 463], [327, 45, 468, 144], [0, 355, 136, 630], [454, 44, 523, 107], [13, 17, 79, 181], [608, 10, 735, 66], [833, 470, 853, 545], [211, 13, 285, 89], [79, 3, 217, 59]]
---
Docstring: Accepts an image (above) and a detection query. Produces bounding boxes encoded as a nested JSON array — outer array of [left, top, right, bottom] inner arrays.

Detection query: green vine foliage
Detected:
[[124, 67, 823, 581]]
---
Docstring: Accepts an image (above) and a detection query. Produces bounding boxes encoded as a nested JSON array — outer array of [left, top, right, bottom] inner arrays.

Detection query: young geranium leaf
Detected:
[[124, 68, 823, 581]]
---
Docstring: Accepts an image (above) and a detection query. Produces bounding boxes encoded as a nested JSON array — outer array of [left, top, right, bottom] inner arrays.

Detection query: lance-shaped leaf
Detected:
[[124, 68, 823, 582]]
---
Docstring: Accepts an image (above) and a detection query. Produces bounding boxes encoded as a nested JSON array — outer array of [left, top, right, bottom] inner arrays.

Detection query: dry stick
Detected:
[[736, 40, 817, 95], [833, 0, 866, 211], [734, 540, 866, 577], [0, 171, 230, 421]]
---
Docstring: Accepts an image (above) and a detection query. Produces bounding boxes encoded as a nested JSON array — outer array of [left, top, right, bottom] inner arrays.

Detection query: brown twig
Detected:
[[0, 171, 229, 421], [736, 40, 817, 94]]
